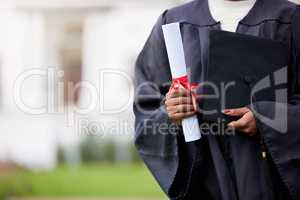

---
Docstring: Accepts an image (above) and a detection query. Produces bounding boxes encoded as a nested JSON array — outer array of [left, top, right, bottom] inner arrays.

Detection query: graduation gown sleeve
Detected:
[[252, 6, 300, 200], [133, 13, 191, 199]]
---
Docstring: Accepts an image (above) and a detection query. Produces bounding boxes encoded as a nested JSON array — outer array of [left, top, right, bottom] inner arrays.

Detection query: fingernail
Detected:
[[222, 109, 231, 114], [228, 122, 234, 127]]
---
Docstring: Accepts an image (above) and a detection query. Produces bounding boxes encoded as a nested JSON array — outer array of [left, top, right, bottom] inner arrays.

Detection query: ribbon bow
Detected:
[[171, 75, 198, 92]]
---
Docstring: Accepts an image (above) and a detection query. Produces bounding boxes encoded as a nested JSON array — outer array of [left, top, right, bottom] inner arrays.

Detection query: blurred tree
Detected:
[[80, 136, 116, 163]]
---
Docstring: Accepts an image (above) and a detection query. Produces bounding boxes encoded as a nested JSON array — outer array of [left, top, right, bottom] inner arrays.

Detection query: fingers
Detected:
[[168, 111, 196, 121], [165, 84, 198, 123], [166, 104, 195, 114], [223, 107, 250, 117], [228, 115, 248, 130], [166, 85, 197, 108], [191, 94, 198, 111], [165, 97, 193, 107], [165, 95, 196, 122], [227, 111, 257, 136], [167, 86, 190, 99]]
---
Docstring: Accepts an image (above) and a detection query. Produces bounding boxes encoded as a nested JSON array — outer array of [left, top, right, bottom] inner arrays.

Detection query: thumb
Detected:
[[191, 94, 197, 111]]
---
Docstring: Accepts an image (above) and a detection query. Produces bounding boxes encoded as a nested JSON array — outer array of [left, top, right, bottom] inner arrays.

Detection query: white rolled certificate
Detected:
[[162, 22, 202, 142]]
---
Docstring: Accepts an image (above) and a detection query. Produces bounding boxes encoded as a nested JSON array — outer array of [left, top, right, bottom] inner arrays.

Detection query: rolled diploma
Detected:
[[162, 22, 201, 142]]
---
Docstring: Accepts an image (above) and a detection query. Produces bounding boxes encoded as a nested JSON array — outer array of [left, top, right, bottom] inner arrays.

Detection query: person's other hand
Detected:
[[223, 107, 257, 136], [165, 86, 197, 124]]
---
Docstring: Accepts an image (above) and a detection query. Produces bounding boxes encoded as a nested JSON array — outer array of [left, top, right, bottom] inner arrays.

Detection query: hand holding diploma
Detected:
[[162, 22, 202, 142], [165, 81, 197, 124]]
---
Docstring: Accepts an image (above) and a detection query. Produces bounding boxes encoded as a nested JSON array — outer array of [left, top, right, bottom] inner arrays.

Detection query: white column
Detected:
[[0, 11, 47, 113], [0, 11, 58, 170]]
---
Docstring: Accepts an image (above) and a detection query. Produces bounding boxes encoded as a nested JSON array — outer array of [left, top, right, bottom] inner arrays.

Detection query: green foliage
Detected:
[[79, 136, 142, 164], [80, 137, 116, 163], [57, 146, 66, 165], [129, 144, 142, 163], [0, 172, 30, 200]]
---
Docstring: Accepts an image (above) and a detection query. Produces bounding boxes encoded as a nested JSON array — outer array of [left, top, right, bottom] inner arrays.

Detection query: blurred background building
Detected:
[[0, 0, 182, 170]]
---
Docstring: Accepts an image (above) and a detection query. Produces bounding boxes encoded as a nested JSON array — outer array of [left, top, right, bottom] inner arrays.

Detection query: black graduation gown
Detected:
[[133, 0, 300, 199]]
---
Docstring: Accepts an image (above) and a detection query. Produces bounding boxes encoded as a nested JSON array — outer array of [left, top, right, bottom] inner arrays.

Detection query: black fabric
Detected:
[[202, 30, 290, 124], [134, 0, 300, 199], [169, 137, 222, 200], [251, 6, 300, 200]]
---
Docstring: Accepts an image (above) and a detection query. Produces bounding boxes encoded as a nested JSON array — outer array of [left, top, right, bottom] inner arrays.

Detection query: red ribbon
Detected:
[[171, 75, 198, 91], [170, 75, 199, 113]]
